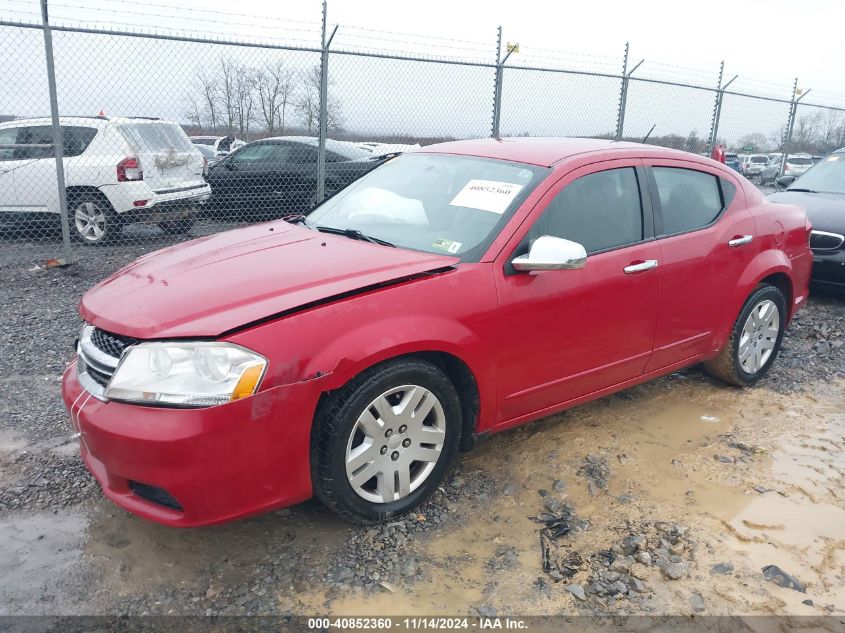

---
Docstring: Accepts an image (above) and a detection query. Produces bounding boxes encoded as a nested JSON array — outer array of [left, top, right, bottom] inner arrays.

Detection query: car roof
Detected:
[[414, 137, 712, 167], [0, 116, 179, 130]]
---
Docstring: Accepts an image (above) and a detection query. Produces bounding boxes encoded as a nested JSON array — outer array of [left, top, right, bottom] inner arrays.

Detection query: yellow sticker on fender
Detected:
[[449, 179, 523, 214]]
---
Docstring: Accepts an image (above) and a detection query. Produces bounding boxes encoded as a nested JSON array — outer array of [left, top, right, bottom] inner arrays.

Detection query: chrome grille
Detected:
[[77, 325, 137, 398], [810, 230, 845, 251]]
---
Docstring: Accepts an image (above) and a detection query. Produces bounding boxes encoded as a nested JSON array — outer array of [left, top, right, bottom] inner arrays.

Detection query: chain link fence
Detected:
[[1, 0, 845, 265]]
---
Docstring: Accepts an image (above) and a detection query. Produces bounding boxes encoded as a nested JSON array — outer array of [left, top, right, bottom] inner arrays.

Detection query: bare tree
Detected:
[[294, 65, 343, 134], [820, 109, 843, 150], [736, 132, 768, 152], [234, 68, 255, 137], [193, 69, 219, 132], [217, 58, 239, 134], [255, 61, 296, 136], [792, 112, 822, 153]]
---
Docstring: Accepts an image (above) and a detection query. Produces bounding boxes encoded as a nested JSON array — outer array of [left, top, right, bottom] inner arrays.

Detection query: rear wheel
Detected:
[[68, 192, 120, 245], [312, 358, 462, 523], [703, 284, 786, 386]]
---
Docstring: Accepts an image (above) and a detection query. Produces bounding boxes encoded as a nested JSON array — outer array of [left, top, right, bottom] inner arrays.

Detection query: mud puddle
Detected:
[[306, 374, 845, 616]]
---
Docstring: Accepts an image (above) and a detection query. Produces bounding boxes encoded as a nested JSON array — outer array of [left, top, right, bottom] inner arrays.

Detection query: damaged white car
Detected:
[[0, 116, 210, 244]]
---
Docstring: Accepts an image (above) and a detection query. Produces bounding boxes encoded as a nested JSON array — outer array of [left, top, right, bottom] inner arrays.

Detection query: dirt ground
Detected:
[[0, 237, 843, 620]]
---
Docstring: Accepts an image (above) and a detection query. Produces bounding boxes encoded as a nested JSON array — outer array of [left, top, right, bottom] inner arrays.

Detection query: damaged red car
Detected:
[[62, 138, 812, 526]]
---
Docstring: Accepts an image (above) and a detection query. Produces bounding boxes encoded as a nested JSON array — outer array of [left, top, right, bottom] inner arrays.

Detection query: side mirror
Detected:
[[776, 175, 795, 189], [511, 236, 587, 272]]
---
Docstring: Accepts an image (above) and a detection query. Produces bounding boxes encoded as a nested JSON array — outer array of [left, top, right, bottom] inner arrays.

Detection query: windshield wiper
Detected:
[[785, 188, 818, 193], [315, 225, 395, 247]]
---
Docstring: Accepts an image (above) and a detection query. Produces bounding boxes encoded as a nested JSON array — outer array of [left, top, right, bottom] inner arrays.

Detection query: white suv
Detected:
[[0, 116, 211, 244]]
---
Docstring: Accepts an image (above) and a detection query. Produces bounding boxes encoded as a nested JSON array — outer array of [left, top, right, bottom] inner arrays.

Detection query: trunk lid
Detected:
[[117, 120, 206, 191]]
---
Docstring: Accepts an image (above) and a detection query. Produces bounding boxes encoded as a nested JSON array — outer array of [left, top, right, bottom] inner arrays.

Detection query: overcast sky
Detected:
[[1, 0, 843, 144]]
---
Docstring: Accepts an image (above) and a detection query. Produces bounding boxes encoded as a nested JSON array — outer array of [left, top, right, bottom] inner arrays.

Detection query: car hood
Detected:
[[80, 222, 459, 338], [768, 190, 845, 232]]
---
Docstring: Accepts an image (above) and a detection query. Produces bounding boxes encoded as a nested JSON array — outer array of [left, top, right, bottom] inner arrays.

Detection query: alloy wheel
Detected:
[[345, 384, 446, 504], [73, 201, 107, 242], [738, 299, 779, 374]]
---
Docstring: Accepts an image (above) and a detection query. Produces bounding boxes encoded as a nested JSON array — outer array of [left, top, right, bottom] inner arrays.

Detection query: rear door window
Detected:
[[529, 167, 644, 254], [0, 127, 20, 161], [12, 126, 54, 160], [653, 167, 723, 236]]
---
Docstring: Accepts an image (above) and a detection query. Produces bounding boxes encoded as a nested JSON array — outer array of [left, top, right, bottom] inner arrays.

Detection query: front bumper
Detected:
[[62, 361, 320, 526], [811, 248, 845, 292]]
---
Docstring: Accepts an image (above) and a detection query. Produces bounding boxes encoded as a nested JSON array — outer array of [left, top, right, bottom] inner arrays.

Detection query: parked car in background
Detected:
[[811, 155, 826, 164], [741, 154, 769, 179], [760, 155, 815, 185], [357, 141, 421, 156], [0, 116, 210, 244], [725, 152, 742, 172], [769, 148, 845, 292], [205, 136, 393, 219], [63, 137, 811, 526], [190, 135, 245, 158], [194, 143, 220, 169]]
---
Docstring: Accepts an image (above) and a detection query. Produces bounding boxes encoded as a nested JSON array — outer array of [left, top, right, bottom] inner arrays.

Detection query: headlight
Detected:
[[105, 342, 267, 407]]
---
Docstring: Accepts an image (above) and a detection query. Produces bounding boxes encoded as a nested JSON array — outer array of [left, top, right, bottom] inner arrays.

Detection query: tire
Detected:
[[67, 192, 120, 245], [157, 217, 196, 235], [703, 284, 787, 387], [312, 358, 463, 523]]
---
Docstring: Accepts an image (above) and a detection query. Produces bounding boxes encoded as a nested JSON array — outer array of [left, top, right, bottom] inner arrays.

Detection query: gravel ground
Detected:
[[0, 214, 844, 617]]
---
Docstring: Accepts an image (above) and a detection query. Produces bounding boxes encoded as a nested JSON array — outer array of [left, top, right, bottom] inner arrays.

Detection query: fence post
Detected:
[[614, 43, 629, 141], [40, 0, 72, 264], [615, 47, 643, 141], [491, 26, 502, 138], [316, 0, 337, 204], [780, 79, 810, 177], [707, 63, 737, 156]]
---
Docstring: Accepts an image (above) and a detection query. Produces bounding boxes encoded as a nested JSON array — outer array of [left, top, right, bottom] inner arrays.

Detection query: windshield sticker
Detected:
[[449, 179, 524, 214], [432, 238, 462, 254], [827, 156, 839, 161]]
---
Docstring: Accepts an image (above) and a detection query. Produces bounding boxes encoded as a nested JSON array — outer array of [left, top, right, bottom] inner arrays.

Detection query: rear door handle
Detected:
[[728, 235, 753, 247], [623, 259, 658, 274]]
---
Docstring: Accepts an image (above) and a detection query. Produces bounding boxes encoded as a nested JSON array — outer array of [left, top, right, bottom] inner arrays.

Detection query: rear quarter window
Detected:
[[653, 167, 724, 236], [62, 126, 97, 157]]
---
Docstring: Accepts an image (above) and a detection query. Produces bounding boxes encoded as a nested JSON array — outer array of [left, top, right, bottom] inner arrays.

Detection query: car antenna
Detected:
[[642, 124, 656, 144]]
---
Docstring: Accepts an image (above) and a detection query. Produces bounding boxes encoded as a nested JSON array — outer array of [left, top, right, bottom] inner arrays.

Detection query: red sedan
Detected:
[[62, 138, 812, 526]]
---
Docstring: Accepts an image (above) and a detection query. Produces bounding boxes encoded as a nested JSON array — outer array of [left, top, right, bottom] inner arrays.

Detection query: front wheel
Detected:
[[312, 358, 462, 523], [703, 284, 786, 387]]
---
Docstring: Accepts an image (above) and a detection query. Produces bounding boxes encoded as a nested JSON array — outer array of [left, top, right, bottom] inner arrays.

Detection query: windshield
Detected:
[[751, 156, 768, 164], [306, 153, 549, 261], [787, 153, 845, 194], [788, 157, 813, 165]]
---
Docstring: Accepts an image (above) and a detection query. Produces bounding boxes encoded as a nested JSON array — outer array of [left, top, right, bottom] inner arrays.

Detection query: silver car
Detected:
[[760, 155, 815, 184], [741, 154, 769, 179]]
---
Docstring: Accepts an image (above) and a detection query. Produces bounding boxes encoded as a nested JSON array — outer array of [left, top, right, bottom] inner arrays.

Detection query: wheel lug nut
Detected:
[[380, 446, 388, 455], [398, 425, 407, 433], [402, 438, 411, 448], [391, 451, 400, 461], [384, 429, 393, 438]]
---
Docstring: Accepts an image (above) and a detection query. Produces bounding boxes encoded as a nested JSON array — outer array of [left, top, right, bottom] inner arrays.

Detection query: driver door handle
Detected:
[[728, 234, 753, 247], [623, 259, 658, 274]]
